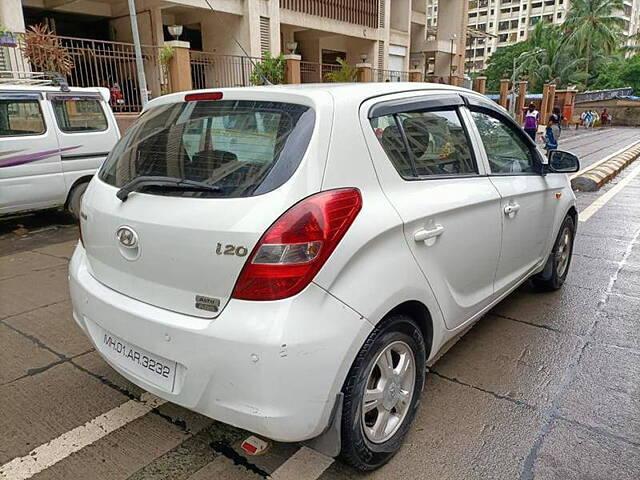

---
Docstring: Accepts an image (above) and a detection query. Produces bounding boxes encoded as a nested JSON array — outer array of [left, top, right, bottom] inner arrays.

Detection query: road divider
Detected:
[[571, 141, 640, 192]]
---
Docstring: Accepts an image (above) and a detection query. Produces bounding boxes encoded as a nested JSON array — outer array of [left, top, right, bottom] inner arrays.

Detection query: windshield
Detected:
[[99, 100, 315, 197]]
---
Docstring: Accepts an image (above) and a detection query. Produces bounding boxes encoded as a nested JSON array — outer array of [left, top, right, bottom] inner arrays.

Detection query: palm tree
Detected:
[[517, 23, 587, 90], [562, 0, 625, 86]]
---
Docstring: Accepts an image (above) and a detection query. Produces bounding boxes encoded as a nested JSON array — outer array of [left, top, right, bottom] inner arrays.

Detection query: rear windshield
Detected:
[[99, 100, 315, 197]]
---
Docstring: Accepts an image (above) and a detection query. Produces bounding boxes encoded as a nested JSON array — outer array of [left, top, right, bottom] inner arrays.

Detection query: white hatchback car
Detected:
[[70, 83, 579, 470]]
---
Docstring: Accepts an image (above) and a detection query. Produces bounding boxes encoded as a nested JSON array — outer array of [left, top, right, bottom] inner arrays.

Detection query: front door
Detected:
[[365, 94, 502, 329], [468, 108, 556, 294]]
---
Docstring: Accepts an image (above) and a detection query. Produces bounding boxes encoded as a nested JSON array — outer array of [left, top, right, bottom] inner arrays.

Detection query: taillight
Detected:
[[232, 188, 362, 301]]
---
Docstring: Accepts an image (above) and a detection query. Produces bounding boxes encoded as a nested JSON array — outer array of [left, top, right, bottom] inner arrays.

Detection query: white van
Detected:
[[0, 84, 120, 219]]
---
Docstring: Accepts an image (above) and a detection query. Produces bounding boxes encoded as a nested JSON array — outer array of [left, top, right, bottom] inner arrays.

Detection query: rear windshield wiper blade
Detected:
[[116, 176, 221, 202]]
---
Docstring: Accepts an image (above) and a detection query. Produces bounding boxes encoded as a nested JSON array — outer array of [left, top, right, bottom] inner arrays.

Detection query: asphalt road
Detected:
[[1, 127, 639, 480]]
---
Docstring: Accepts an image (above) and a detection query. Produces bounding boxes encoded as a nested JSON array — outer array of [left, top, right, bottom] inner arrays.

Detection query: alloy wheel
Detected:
[[361, 341, 416, 444]]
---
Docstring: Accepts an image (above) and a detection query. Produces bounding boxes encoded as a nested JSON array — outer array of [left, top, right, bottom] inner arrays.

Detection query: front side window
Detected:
[[51, 97, 108, 132], [372, 108, 478, 179], [470, 110, 535, 174], [0, 99, 45, 136], [99, 100, 314, 198]]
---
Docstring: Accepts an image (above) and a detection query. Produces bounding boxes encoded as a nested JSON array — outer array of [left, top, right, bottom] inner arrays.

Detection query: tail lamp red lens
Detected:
[[232, 188, 362, 301]]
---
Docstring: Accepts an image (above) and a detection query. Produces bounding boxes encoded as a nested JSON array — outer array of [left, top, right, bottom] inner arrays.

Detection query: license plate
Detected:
[[95, 326, 177, 392]]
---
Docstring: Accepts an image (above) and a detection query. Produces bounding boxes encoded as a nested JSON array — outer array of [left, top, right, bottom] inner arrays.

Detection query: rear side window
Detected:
[[52, 97, 108, 132], [372, 108, 478, 178], [99, 100, 315, 197], [0, 99, 45, 136]]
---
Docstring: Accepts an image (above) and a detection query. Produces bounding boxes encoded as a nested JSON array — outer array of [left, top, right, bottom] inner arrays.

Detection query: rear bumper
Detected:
[[69, 245, 372, 442]]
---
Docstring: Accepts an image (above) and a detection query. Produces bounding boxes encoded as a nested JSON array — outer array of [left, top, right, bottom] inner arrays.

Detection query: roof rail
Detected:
[[0, 71, 70, 91]]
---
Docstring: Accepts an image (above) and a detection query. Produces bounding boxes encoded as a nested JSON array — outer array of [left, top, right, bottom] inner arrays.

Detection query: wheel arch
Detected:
[[64, 175, 93, 208], [384, 300, 434, 359], [567, 205, 578, 226]]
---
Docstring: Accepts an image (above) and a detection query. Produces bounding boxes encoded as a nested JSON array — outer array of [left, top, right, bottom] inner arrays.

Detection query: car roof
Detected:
[[0, 84, 104, 93], [144, 82, 481, 112]]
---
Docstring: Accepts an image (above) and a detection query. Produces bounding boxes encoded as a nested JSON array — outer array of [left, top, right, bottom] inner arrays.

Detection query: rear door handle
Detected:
[[414, 224, 445, 244], [504, 203, 520, 216]]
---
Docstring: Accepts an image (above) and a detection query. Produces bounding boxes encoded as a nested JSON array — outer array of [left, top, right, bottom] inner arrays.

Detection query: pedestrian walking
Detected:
[[601, 108, 610, 127], [545, 107, 562, 153], [523, 102, 540, 141]]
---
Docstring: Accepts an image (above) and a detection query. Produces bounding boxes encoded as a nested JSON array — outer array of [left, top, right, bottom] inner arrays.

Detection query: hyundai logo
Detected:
[[116, 226, 138, 248]]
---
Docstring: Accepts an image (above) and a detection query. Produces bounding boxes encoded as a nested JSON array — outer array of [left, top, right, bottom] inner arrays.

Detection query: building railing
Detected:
[[190, 51, 262, 89], [0, 32, 167, 112], [280, 0, 379, 28], [372, 68, 410, 82]]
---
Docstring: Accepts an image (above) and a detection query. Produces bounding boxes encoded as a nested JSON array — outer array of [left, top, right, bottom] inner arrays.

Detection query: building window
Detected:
[[498, 33, 508, 42], [498, 21, 509, 30], [557, 12, 562, 19], [510, 20, 519, 28]]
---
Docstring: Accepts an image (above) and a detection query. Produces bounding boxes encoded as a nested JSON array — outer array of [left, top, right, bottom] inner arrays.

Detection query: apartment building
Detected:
[[1, 0, 472, 79], [426, 0, 640, 73]]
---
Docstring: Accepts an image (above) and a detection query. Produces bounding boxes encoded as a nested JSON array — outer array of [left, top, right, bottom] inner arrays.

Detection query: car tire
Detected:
[[532, 214, 575, 291], [67, 182, 88, 221], [339, 314, 426, 471]]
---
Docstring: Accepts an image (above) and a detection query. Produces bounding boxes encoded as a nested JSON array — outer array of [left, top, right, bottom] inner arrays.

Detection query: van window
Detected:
[[52, 97, 108, 132], [99, 100, 315, 197], [0, 99, 45, 136]]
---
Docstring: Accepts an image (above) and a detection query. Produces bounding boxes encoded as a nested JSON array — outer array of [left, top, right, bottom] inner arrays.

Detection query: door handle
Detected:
[[414, 224, 445, 244], [504, 203, 520, 216]]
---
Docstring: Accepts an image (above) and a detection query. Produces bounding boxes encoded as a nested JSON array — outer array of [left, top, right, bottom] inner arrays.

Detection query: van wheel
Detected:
[[532, 215, 575, 291], [339, 314, 426, 471], [66, 182, 88, 221]]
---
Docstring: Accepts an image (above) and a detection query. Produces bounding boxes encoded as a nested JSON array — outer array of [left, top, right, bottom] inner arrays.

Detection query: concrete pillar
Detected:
[[473, 76, 487, 94], [0, 0, 26, 33], [540, 83, 551, 125], [434, 0, 468, 81], [547, 83, 557, 119], [284, 54, 301, 84], [409, 69, 422, 82], [357, 63, 372, 83], [243, 0, 262, 57], [268, 0, 281, 55], [166, 40, 192, 93], [516, 80, 528, 124], [499, 79, 510, 108]]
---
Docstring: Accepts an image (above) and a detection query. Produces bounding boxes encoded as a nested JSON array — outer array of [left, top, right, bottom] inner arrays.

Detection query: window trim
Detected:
[[50, 95, 109, 134], [371, 104, 483, 181], [0, 98, 47, 138]]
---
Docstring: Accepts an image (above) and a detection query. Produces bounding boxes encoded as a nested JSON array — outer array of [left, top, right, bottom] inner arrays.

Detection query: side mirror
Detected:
[[547, 150, 580, 173]]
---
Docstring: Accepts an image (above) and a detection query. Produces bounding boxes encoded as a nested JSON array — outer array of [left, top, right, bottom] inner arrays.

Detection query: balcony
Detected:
[[280, 0, 380, 28]]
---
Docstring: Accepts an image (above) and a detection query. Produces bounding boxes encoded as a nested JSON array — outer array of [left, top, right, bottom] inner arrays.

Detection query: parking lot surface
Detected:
[[1, 127, 639, 479]]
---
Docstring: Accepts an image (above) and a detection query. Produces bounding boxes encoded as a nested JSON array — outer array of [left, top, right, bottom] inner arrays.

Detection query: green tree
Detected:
[[592, 54, 640, 92], [562, 0, 624, 86], [482, 42, 530, 92], [518, 22, 587, 91]]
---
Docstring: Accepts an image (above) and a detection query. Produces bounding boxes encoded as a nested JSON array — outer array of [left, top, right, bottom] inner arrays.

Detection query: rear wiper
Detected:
[[116, 176, 221, 202]]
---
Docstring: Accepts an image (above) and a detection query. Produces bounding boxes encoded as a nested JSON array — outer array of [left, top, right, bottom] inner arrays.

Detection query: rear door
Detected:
[[47, 92, 119, 190], [81, 95, 325, 318], [0, 91, 65, 214], [466, 104, 556, 293], [364, 93, 502, 330]]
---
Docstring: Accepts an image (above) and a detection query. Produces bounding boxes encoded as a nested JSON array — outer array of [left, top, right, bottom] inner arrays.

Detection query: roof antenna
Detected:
[[202, 0, 272, 86]]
